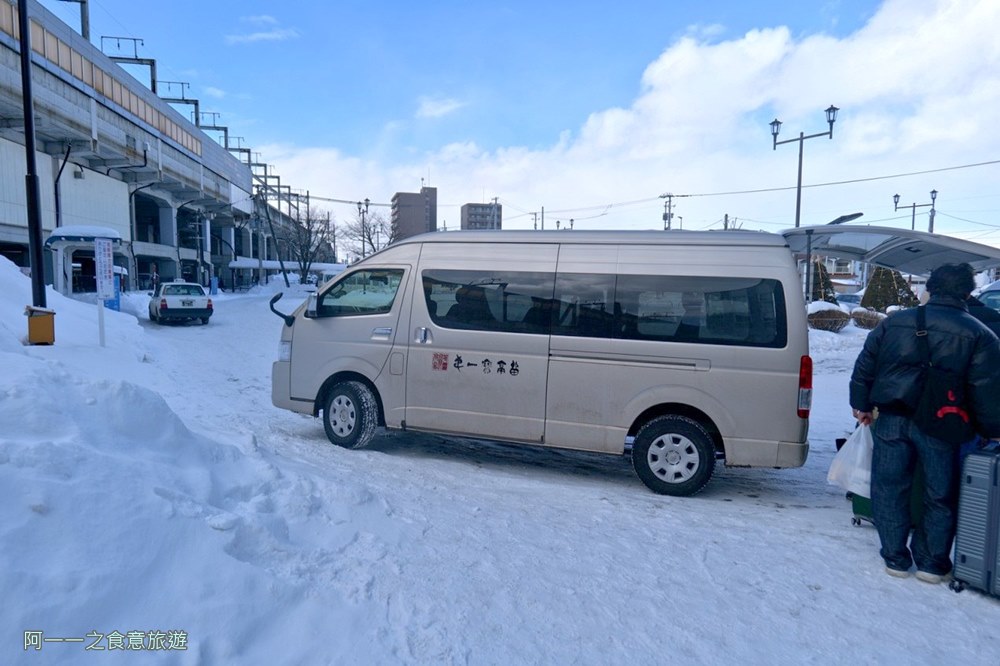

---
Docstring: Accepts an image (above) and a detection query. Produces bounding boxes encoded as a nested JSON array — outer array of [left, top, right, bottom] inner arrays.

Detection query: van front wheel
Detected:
[[323, 381, 377, 450], [632, 415, 715, 496]]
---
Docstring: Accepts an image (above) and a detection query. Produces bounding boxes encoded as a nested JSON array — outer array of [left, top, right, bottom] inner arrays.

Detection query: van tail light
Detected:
[[207, 298, 213, 311], [797, 355, 813, 419], [160, 298, 168, 310]]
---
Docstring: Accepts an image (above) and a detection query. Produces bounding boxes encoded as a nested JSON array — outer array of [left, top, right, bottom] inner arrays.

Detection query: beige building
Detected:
[[391, 186, 437, 241]]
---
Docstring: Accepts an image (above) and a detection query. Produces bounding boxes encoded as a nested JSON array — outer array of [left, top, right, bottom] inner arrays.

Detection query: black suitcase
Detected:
[[951, 448, 1000, 595]]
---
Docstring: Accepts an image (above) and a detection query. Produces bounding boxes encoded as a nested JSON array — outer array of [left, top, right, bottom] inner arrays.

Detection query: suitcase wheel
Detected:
[[949, 579, 965, 593]]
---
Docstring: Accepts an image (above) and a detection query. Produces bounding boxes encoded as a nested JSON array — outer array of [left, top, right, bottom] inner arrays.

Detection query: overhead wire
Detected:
[[403, 157, 1000, 223]]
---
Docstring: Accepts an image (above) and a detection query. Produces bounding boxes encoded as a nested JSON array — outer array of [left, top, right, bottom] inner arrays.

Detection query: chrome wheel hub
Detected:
[[329, 394, 356, 437], [647, 433, 700, 483]]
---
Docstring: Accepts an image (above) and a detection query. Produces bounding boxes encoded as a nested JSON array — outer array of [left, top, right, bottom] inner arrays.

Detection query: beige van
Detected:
[[271, 230, 811, 495]]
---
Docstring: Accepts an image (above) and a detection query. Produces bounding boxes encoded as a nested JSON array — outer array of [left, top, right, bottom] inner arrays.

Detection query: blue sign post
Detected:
[[104, 276, 121, 312]]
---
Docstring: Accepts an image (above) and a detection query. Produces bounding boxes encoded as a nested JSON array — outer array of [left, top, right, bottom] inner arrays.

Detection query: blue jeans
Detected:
[[870, 413, 959, 575]]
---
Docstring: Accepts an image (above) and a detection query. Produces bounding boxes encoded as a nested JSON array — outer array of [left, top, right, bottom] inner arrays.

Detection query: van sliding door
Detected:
[[544, 244, 622, 453], [405, 243, 557, 443]]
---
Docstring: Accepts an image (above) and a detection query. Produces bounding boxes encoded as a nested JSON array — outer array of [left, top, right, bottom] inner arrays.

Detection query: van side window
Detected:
[[551, 273, 617, 339], [615, 276, 787, 348], [422, 270, 555, 333], [317, 269, 404, 317]]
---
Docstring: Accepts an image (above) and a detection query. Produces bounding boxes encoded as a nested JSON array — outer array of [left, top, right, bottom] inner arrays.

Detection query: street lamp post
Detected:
[[769, 105, 840, 228], [893, 190, 938, 232], [357, 198, 370, 258]]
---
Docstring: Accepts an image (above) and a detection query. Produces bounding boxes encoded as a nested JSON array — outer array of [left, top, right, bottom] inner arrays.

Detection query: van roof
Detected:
[[394, 229, 789, 248]]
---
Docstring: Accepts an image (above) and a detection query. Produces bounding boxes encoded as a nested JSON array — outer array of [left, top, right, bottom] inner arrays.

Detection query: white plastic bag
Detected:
[[827, 424, 873, 497]]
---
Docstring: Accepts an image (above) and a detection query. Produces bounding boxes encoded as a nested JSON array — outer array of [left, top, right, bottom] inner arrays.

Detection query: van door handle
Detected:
[[371, 327, 392, 340], [414, 327, 431, 344]]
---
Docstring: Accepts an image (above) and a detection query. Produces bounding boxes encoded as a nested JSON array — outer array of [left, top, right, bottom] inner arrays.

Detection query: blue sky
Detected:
[[35, 0, 1000, 242]]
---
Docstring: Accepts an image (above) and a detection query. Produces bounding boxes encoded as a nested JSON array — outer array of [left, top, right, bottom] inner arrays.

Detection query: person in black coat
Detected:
[[850, 263, 1000, 583]]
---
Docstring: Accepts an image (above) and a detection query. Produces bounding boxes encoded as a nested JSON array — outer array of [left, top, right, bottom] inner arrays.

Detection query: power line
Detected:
[[483, 158, 1000, 222], [681, 159, 1000, 198], [267, 157, 1000, 224], [935, 211, 1000, 229]]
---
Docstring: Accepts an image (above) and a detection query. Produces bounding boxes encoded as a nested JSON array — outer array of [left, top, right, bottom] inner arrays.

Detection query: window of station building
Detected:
[[615, 275, 786, 348], [58, 40, 72, 71], [71, 51, 84, 79], [31, 22, 45, 54], [101, 70, 113, 97], [422, 269, 555, 334], [317, 269, 404, 317], [0, 4, 13, 36]]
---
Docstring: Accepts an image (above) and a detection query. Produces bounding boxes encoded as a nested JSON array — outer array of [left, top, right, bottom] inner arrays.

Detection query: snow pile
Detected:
[[806, 299, 842, 314]]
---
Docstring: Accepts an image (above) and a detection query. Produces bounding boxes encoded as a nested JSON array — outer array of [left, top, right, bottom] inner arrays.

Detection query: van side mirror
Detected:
[[268, 293, 296, 327], [306, 293, 318, 318]]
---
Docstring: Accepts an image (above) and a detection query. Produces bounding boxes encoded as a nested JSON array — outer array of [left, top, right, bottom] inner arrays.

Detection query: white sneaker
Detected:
[[885, 566, 911, 578], [915, 570, 951, 584]]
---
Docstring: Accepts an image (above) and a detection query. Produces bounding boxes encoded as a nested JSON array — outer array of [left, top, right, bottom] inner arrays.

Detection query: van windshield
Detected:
[[318, 269, 404, 316]]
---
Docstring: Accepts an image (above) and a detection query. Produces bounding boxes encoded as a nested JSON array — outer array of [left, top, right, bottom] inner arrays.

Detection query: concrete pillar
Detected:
[[201, 216, 212, 283], [53, 247, 67, 294], [159, 205, 176, 248], [258, 233, 267, 285]]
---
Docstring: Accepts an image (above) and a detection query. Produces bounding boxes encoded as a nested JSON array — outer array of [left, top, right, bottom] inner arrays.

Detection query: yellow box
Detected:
[[25, 306, 55, 345]]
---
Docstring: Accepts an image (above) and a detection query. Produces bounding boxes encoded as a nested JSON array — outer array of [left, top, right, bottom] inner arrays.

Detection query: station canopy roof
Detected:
[[44, 225, 123, 247], [228, 257, 346, 272]]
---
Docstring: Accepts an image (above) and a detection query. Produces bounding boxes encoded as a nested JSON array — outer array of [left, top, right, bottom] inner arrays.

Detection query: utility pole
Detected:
[[357, 198, 370, 257], [531, 212, 538, 230], [58, 0, 90, 40], [724, 214, 729, 230], [491, 197, 499, 230], [328, 212, 336, 263], [541, 206, 545, 230], [661, 194, 674, 230], [18, 0, 46, 308]]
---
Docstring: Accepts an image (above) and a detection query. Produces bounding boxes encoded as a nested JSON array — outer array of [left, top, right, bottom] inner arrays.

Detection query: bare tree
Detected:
[[272, 205, 337, 282], [340, 210, 396, 261]]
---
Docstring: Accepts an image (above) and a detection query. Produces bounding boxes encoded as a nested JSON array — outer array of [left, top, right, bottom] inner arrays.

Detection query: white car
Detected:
[[148, 282, 213, 324]]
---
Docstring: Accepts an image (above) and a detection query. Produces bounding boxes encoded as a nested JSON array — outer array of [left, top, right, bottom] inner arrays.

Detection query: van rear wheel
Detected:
[[632, 415, 715, 496], [323, 381, 378, 449]]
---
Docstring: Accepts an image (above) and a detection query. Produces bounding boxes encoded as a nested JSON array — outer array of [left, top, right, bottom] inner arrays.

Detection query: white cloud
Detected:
[[241, 15, 278, 26], [267, 0, 1000, 241], [203, 87, 226, 99], [225, 27, 299, 46], [416, 97, 467, 119]]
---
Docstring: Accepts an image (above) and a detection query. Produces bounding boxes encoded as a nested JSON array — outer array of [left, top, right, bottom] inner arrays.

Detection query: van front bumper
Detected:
[[271, 361, 312, 414]]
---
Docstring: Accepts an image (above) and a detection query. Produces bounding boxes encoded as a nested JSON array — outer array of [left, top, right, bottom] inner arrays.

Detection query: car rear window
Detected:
[[163, 285, 205, 296]]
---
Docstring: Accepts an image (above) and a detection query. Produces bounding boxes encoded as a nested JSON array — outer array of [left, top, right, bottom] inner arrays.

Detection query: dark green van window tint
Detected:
[[615, 276, 787, 348], [422, 270, 555, 333], [551, 273, 617, 339], [317, 269, 404, 317]]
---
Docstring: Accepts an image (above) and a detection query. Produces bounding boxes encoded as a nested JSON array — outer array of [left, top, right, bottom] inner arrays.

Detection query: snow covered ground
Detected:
[[1, 255, 997, 665]]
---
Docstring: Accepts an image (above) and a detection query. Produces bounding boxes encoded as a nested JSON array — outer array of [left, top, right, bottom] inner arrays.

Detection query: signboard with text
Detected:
[[94, 238, 115, 300]]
